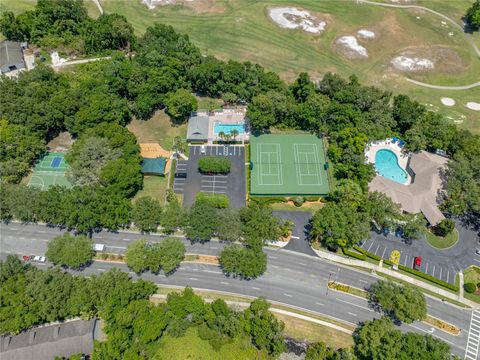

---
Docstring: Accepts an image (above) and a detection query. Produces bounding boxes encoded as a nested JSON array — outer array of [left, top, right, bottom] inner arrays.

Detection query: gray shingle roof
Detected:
[[187, 115, 209, 141], [0, 318, 99, 360], [0, 41, 25, 69]]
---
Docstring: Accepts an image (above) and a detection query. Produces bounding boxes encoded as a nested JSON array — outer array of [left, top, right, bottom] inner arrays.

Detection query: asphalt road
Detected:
[[0, 222, 473, 357]]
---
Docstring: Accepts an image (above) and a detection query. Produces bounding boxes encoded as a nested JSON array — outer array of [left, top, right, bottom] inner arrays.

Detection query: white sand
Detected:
[[337, 36, 368, 57], [357, 29, 375, 39], [268, 7, 326, 34], [466, 102, 480, 111], [441, 97, 455, 106], [391, 56, 434, 71]]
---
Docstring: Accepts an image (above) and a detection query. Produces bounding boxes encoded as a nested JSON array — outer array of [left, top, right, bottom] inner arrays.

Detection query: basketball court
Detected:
[[250, 134, 330, 195], [27, 152, 72, 190]]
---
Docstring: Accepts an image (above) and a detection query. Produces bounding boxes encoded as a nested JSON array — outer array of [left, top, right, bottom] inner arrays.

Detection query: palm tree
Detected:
[[218, 131, 226, 142], [231, 129, 239, 141]]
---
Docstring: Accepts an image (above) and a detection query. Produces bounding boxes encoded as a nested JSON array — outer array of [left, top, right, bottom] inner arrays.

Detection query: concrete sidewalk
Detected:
[[311, 248, 479, 308]]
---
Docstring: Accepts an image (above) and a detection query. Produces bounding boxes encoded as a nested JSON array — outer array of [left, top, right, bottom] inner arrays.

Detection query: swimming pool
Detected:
[[374, 149, 409, 184], [214, 123, 245, 135]]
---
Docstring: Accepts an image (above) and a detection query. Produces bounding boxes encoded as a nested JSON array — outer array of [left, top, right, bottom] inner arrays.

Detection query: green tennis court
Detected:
[[28, 152, 72, 190], [250, 134, 330, 195]]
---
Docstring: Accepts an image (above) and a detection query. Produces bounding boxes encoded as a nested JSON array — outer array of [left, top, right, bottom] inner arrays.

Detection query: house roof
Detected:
[[141, 157, 166, 175], [369, 150, 448, 226], [0, 318, 98, 360], [187, 116, 209, 141], [0, 41, 24, 68]]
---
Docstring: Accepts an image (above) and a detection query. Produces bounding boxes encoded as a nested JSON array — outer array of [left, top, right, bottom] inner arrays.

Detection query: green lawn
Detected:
[[463, 266, 480, 303], [99, 0, 480, 134], [425, 229, 459, 249], [127, 110, 187, 151], [134, 176, 168, 204], [153, 327, 268, 360], [1, 0, 102, 18]]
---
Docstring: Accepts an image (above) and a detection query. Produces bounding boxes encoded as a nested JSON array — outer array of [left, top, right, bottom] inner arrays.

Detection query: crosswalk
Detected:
[[465, 309, 480, 360]]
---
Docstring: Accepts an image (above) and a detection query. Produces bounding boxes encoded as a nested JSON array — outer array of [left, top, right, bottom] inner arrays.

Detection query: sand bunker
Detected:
[[441, 97, 455, 106], [336, 36, 368, 58], [391, 56, 434, 71], [268, 7, 326, 34], [466, 102, 480, 111], [357, 29, 375, 39]]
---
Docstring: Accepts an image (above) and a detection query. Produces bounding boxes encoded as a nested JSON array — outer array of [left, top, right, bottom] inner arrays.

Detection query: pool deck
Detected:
[[202, 108, 249, 143], [365, 139, 412, 184]]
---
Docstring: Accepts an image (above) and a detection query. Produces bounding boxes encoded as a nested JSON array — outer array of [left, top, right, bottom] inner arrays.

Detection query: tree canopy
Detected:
[[45, 233, 93, 269]]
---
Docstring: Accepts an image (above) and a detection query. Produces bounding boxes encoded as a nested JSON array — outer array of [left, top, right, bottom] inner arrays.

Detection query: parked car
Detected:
[[175, 172, 187, 178], [93, 243, 105, 252], [22, 255, 30, 261], [476, 249, 480, 256], [414, 256, 422, 269], [200, 145, 206, 155], [33, 255, 46, 263]]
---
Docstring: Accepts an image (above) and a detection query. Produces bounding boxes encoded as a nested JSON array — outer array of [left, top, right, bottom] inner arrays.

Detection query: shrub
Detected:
[[250, 196, 287, 205], [195, 192, 230, 208], [293, 196, 304, 207], [353, 245, 381, 261], [398, 265, 458, 291], [433, 219, 455, 237], [464, 282, 477, 294], [198, 156, 231, 174], [342, 248, 366, 261]]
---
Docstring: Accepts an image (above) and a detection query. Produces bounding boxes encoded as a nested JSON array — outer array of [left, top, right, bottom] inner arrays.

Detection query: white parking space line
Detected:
[[425, 262, 429, 274], [291, 236, 300, 239], [439, 267, 443, 281], [404, 255, 408, 267], [283, 293, 293, 298], [348, 312, 357, 317], [381, 247, 387, 259], [221, 281, 229, 285], [374, 244, 380, 255], [252, 287, 261, 290], [432, 265, 436, 277], [367, 241, 374, 252]]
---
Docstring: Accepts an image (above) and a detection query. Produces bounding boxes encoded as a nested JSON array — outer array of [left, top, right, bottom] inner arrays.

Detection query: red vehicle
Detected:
[[414, 256, 422, 269], [22, 255, 30, 261]]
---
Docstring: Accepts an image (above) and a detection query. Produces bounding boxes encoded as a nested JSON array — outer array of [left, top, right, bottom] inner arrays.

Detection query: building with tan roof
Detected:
[[369, 150, 448, 226]]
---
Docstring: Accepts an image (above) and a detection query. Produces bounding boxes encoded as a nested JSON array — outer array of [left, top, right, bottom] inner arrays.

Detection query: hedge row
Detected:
[[342, 248, 366, 261], [198, 156, 231, 174], [398, 265, 459, 292], [250, 196, 288, 205], [353, 245, 381, 261], [196, 192, 230, 208]]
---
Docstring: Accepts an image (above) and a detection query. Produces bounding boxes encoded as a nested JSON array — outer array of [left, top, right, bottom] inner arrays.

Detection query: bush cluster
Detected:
[[198, 156, 231, 174]]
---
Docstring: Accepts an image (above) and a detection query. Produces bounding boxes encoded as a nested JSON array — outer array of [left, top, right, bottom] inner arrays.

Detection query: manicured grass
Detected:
[[134, 176, 168, 204], [275, 313, 354, 349], [0, 0, 101, 18], [153, 327, 268, 360], [127, 110, 187, 151], [100, 0, 480, 134], [425, 229, 459, 249], [464, 266, 480, 303]]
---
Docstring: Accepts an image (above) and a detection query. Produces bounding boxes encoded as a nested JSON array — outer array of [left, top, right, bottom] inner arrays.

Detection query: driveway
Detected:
[[174, 145, 246, 208], [359, 222, 479, 285], [273, 211, 316, 256]]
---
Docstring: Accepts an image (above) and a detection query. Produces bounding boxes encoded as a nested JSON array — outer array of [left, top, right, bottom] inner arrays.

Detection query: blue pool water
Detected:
[[214, 123, 245, 135], [374, 149, 408, 184]]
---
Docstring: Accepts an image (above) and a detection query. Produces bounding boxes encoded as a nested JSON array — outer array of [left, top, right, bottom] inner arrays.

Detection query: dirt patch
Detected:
[[391, 46, 465, 73], [267, 7, 330, 34], [142, 0, 225, 14], [184, 254, 219, 265], [335, 35, 368, 59], [47, 131, 74, 151]]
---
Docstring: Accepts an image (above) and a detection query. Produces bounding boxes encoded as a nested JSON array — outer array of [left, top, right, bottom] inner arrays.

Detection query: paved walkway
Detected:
[[311, 247, 479, 308]]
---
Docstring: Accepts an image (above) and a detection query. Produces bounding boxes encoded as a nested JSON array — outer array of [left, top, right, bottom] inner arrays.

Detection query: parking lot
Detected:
[[359, 229, 479, 285], [173, 145, 246, 208]]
